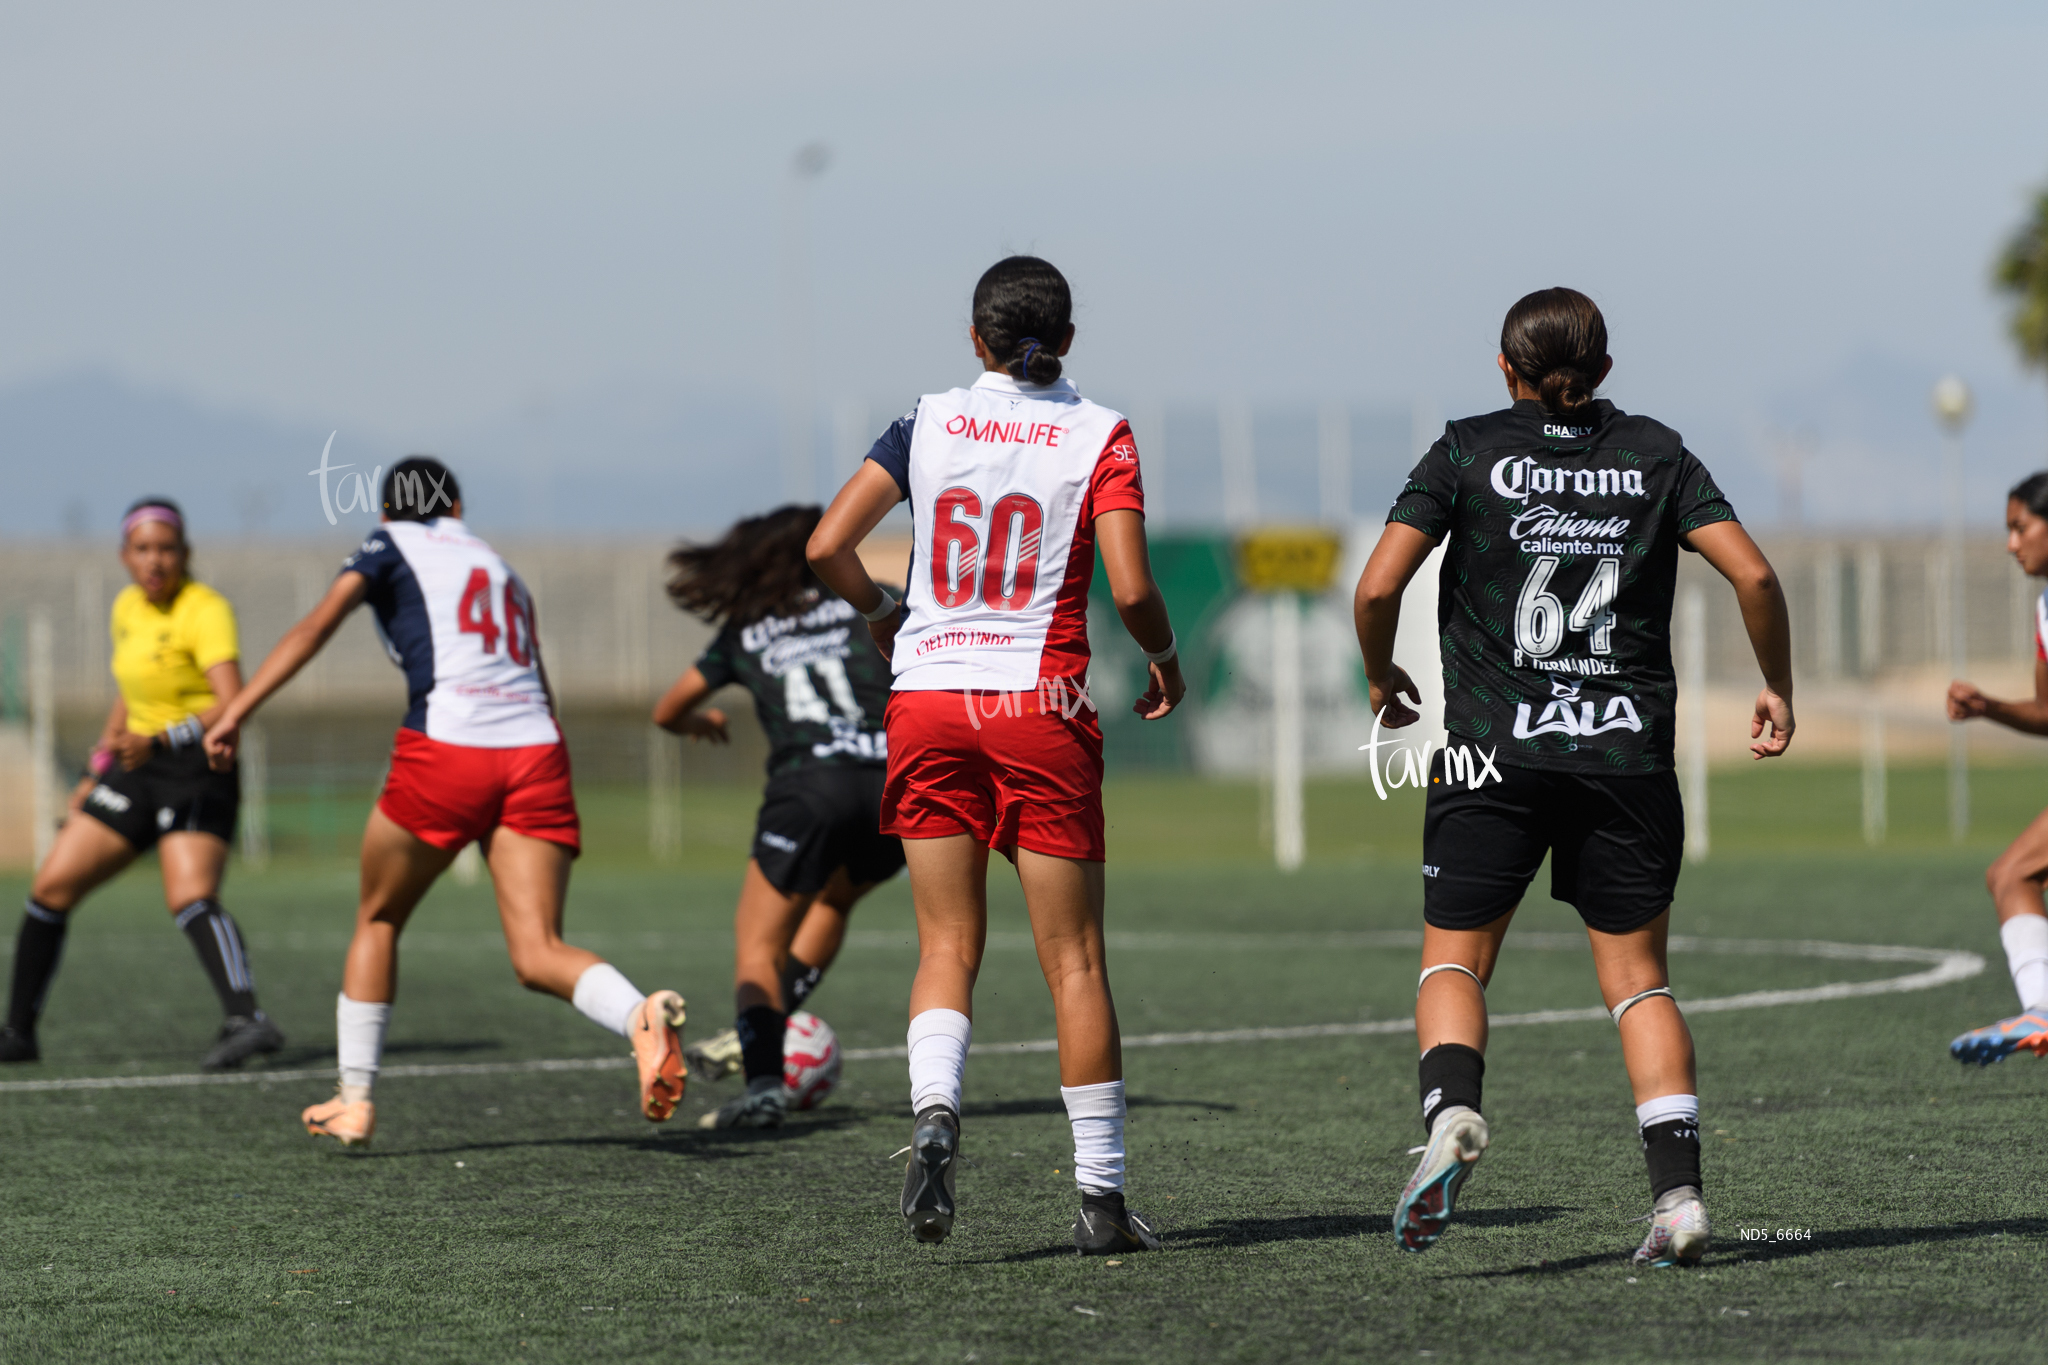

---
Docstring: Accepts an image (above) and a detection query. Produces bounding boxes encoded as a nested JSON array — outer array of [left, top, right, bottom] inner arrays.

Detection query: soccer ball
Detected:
[[782, 1010, 842, 1111]]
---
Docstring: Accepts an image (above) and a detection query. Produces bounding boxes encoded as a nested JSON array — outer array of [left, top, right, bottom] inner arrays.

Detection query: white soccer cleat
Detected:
[[1632, 1185, 1710, 1267], [683, 1027, 744, 1085], [1393, 1105, 1489, 1253]]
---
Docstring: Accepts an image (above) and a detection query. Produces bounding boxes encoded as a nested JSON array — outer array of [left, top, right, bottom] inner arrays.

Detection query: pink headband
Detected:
[[122, 505, 183, 538]]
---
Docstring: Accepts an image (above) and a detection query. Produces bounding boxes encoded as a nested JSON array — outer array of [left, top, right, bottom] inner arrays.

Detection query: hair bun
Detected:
[[1501, 287, 1607, 419]]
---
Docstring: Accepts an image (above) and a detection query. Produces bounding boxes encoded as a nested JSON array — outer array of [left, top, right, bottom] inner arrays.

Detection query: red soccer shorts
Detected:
[[377, 728, 582, 856], [882, 688, 1105, 861]]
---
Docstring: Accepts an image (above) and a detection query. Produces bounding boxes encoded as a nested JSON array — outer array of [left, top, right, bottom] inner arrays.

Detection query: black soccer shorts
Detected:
[[752, 764, 905, 896], [1420, 754, 1683, 935], [77, 744, 240, 852]]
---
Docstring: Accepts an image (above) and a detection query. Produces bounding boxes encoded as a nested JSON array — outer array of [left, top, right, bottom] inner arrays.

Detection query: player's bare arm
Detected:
[[204, 570, 370, 763], [652, 665, 729, 744], [1352, 521, 1438, 729], [1950, 658, 2048, 734], [1096, 508, 1185, 720], [808, 460, 905, 657], [1683, 520, 1795, 759]]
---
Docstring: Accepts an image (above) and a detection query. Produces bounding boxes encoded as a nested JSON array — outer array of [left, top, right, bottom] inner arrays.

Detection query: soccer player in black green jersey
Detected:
[[655, 505, 904, 1129], [1352, 288, 1795, 1267]]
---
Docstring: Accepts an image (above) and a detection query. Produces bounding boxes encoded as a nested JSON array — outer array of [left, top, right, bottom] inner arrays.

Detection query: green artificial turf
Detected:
[[2, 764, 2046, 1362]]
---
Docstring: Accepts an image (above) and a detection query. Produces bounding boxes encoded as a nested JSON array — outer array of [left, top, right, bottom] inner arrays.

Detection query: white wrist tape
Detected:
[[1141, 630, 1178, 665], [861, 590, 900, 623]]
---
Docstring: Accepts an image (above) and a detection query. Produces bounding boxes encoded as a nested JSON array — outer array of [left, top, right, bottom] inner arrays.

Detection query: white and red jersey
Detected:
[[339, 517, 560, 748], [2036, 587, 2047, 663], [864, 373, 1145, 692]]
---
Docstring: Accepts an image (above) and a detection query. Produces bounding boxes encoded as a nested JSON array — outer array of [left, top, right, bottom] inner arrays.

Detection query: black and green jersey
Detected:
[[1388, 399, 1737, 775], [695, 587, 896, 777]]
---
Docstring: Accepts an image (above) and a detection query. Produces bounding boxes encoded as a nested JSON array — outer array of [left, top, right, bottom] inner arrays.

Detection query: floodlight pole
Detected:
[[781, 142, 831, 503], [1272, 591, 1305, 872], [29, 610, 55, 866], [1679, 584, 1709, 861], [1934, 376, 1973, 843]]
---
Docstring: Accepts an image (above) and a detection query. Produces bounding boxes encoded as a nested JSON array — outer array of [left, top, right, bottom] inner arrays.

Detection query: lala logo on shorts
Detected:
[[1359, 701, 1502, 801]]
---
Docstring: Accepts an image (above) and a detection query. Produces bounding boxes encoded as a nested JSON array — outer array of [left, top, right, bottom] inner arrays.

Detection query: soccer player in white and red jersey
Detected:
[[808, 256, 1186, 1255], [1946, 472, 2048, 1065], [204, 458, 688, 1147]]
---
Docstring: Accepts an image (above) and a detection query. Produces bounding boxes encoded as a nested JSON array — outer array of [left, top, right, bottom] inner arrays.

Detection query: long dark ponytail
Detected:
[[972, 256, 1072, 386], [665, 504, 823, 628], [1501, 287, 1608, 417]]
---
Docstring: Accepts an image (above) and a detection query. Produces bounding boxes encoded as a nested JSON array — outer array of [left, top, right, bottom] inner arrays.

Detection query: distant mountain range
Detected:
[[0, 361, 2042, 540]]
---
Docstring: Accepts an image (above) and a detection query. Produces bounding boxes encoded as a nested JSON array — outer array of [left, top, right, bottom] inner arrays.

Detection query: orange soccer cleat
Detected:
[[630, 990, 688, 1121], [302, 1094, 376, 1148]]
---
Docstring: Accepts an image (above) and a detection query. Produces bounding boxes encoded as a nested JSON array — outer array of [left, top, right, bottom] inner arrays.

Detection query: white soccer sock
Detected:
[[1061, 1080, 1128, 1195], [906, 1008, 972, 1115], [571, 963, 646, 1038], [1635, 1093, 1700, 1130], [336, 993, 391, 1103], [2000, 915, 2048, 1011]]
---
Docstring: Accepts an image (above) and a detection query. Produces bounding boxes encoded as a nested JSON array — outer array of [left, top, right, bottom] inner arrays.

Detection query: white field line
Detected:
[[0, 938, 1982, 1094]]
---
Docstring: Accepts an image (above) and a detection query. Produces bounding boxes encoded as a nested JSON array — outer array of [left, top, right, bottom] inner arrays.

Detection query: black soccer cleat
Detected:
[[900, 1105, 960, 1244], [202, 1014, 285, 1072], [1072, 1190, 1161, 1256], [0, 1025, 39, 1063]]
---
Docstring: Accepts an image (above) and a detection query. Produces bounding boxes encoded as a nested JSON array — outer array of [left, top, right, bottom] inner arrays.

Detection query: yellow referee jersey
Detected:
[[109, 580, 239, 736]]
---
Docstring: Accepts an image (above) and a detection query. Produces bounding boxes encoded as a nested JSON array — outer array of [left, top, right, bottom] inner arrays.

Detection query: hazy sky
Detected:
[[3, 2, 2047, 532]]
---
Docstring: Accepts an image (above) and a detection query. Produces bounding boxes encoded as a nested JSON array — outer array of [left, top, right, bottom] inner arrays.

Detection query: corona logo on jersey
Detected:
[[1491, 456, 1648, 502], [1359, 705, 1503, 801]]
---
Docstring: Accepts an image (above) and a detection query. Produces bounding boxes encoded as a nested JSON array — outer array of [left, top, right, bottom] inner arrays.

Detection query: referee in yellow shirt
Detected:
[[2, 497, 283, 1070]]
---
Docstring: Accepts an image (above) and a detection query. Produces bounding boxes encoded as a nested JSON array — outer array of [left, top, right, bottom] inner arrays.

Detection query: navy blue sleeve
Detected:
[[339, 533, 404, 591], [863, 403, 917, 498]]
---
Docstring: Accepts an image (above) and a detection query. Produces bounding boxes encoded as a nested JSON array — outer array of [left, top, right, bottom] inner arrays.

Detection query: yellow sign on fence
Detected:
[[1235, 527, 1344, 595]]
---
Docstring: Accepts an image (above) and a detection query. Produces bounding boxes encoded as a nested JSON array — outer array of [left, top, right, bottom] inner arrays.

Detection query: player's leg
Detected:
[[1588, 912, 1710, 1268], [1395, 757, 1546, 1254], [304, 806, 456, 1147], [694, 859, 814, 1128], [783, 868, 867, 1014], [484, 826, 688, 1121], [1012, 846, 1156, 1254], [1396, 914, 1511, 1253], [782, 766, 904, 1015], [2, 814, 137, 1061], [1951, 806, 2048, 1064], [1565, 770, 1706, 1267], [694, 770, 846, 1110], [158, 832, 283, 1070], [899, 832, 989, 1244]]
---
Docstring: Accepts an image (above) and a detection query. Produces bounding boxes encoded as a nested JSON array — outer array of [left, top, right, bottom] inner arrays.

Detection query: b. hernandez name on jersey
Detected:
[[1389, 398, 1737, 775], [339, 518, 560, 748]]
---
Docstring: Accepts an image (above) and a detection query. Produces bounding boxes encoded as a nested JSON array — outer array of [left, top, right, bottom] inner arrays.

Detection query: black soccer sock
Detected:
[[780, 955, 826, 1013], [736, 1004, 788, 1083], [7, 900, 70, 1034], [1417, 1043, 1485, 1134], [175, 899, 259, 1018], [1641, 1118, 1704, 1199]]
